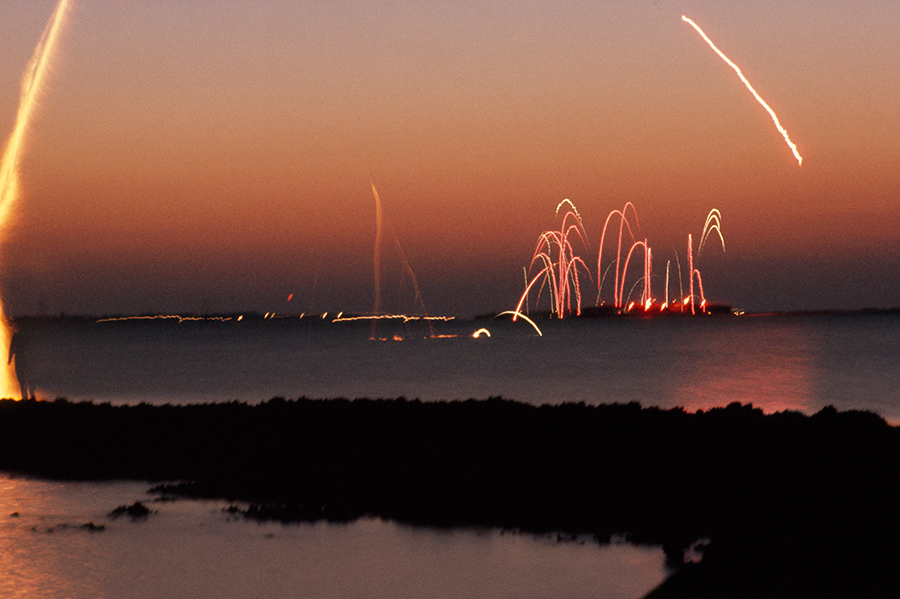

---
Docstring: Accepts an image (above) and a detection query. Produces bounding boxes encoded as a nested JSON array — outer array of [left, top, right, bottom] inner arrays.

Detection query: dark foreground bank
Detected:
[[2, 397, 899, 597]]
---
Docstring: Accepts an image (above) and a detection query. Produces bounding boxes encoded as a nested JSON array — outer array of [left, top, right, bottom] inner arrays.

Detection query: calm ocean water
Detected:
[[15, 311, 900, 420], [4, 312, 899, 597]]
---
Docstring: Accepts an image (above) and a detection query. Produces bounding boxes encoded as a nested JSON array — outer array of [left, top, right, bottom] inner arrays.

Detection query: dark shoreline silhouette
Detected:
[[2, 397, 899, 597]]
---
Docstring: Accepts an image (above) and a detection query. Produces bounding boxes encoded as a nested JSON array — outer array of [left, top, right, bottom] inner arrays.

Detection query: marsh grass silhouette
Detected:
[[1, 397, 899, 597]]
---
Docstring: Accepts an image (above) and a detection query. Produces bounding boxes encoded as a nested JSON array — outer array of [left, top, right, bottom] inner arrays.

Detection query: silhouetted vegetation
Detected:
[[1, 397, 899, 596], [108, 501, 153, 520]]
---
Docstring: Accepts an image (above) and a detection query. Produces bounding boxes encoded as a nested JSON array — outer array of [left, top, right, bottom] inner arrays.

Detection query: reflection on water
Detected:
[[0, 476, 667, 599], [667, 318, 818, 414]]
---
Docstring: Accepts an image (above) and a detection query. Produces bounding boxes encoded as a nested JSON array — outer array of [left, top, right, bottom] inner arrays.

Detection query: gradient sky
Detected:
[[1, 0, 898, 317]]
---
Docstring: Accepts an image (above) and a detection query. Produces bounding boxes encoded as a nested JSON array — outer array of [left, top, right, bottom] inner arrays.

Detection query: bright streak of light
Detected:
[[0, 0, 73, 398], [555, 198, 584, 232], [496, 310, 543, 337], [332, 314, 455, 324], [682, 15, 802, 167], [688, 234, 695, 314], [371, 183, 383, 324], [371, 332, 459, 341], [664, 260, 671, 309], [515, 202, 590, 318], [697, 209, 725, 257], [97, 315, 235, 323], [472, 328, 491, 338], [597, 202, 641, 309]]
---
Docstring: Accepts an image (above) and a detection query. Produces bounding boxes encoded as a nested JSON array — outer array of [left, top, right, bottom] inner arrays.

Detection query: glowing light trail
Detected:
[[0, 0, 72, 398], [516, 203, 724, 317], [369, 184, 439, 338], [682, 15, 802, 166], [514, 201, 590, 319], [597, 202, 641, 309], [371, 183, 383, 331], [332, 314, 454, 324], [496, 311, 543, 337], [97, 315, 235, 323], [697, 209, 725, 257]]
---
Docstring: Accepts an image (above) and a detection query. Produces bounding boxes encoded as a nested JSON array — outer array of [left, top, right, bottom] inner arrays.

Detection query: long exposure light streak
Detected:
[[97, 315, 235, 323], [517, 203, 725, 317], [618, 240, 651, 310], [369, 184, 439, 338], [697, 209, 725, 257], [597, 202, 641, 308], [371, 183, 384, 339], [514, 202, 590, 318], [332, 314, 454, 324], [496, 311, 543, 337], [0, 0, 72, 398], [682, 15, 802, 167]]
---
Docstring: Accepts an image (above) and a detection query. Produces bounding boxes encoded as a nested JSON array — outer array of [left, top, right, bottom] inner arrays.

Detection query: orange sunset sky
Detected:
[[1, 1, 898, 316]]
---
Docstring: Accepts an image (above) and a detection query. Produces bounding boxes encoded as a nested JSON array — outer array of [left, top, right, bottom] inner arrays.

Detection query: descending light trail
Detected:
[[682, 15, 802, 167], [697, 209, 725, 257], [371, 184, 383, 315], [0, 0, 72, 398], [496, 311, 543, 337]]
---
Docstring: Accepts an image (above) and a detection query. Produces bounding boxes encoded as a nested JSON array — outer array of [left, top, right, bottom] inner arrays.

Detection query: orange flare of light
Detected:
[[0, 0, 73, 398], [682, 15, 802, 166]]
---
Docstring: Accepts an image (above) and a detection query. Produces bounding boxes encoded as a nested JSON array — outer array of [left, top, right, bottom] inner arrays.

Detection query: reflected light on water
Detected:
[[0, 476, 667, 599], [669, 320, 817, 414]]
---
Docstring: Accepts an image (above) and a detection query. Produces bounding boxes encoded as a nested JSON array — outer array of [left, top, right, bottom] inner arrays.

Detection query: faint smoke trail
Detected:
[[682, 15, 802, 167], [0, 0, 72, 398], [371, 183, 383, 339]]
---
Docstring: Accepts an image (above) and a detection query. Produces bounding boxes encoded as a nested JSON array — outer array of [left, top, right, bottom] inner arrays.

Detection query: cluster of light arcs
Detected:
[[514, 201, 724, 318]]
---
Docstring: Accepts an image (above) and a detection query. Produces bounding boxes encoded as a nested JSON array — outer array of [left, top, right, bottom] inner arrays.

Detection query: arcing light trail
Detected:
[[681, 15, 802, 167], [513, 199, 590, 319], [697, 209, 726, 258], [516, 203, 725, 317], [0, 0, 72, 398]]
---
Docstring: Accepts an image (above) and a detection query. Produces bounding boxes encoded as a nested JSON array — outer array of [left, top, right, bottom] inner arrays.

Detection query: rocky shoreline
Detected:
[[2, 397, 899, 597]]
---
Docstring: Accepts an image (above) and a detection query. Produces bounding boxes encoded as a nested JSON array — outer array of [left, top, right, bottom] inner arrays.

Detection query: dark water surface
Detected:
[[16, 312, 900, 420]]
